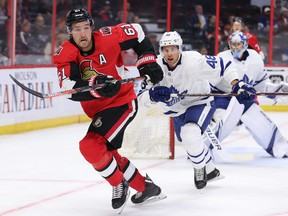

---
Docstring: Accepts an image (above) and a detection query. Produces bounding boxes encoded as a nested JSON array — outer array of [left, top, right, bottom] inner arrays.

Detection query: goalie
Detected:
[[213, 31, 288, 158]]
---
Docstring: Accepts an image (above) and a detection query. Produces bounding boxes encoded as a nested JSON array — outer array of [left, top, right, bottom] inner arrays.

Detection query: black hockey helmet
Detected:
[[65, 8, 94, 33]]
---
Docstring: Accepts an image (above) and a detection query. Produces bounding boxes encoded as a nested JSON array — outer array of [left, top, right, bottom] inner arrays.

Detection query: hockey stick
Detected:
[[171, 92, 288, 97], [205, 126, 254, 162], [9, 74, 144, 99]]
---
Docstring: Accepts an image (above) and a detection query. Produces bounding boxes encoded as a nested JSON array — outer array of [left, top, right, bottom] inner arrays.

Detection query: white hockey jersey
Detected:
[[139, 51, 239, 117], [216, 49, 267, 93]]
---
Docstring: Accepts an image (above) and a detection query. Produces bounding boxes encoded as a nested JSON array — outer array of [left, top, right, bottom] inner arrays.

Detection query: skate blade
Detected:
[[208, 174, 225, 183], [135, 192, 167, 206], [116, 189, 131, 214], [195, 184, 207, 193]]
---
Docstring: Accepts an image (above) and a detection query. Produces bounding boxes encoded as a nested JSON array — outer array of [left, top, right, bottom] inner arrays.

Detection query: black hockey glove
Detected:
[[136, 54, 163, 85], [89, 75, 121, 98], [232, 81, 256, 103]]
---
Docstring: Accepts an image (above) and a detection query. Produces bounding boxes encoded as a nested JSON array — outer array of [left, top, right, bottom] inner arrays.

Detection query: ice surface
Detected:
[[1, 112, 288, 216]]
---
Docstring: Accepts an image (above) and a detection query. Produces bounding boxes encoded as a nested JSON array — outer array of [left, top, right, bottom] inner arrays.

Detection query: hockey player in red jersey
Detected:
[[227, 17, 265, 60], [53, 8, 165, 213]]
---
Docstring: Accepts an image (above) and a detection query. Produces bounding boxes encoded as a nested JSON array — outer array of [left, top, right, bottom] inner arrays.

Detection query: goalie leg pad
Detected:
[[212, 97, 244, 141], [241, 103, 288, 158]]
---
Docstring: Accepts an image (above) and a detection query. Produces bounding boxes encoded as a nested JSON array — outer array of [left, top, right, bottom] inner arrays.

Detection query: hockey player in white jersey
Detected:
[[139, 31, 256, 189], [214, 31, 288, 158]]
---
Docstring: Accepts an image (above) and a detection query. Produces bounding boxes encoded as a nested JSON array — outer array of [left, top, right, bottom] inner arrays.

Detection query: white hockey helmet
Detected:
[[159, 31, 183, 55], [228, 31, 248, 60]]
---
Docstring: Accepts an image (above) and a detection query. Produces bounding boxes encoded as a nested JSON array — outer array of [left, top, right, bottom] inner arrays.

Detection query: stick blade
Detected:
[[9, 74, 45, 99], [213, 150, 254, 162]]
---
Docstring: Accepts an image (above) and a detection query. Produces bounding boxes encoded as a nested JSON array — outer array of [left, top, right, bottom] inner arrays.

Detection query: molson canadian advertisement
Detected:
[[0, 67, 85, 134]]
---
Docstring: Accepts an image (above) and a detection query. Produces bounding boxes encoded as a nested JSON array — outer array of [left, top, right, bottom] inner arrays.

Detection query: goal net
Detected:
[[120, 103, 175, 159]]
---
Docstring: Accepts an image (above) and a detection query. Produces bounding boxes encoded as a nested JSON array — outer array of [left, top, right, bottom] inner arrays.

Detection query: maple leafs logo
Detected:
[[242, 74, 253, 86], [164, 86, 187, 106], [79, 60, 100, 80]]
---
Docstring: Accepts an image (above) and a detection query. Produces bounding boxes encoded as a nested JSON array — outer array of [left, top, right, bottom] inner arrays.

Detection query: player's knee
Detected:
[[79, 132, 110, 166], [181, 123, 203, 152], [181, 123, 202, 143]]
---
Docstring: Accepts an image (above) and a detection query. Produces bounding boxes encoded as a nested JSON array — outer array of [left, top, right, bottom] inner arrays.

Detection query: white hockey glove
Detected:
[[274, 83, 288, 104]]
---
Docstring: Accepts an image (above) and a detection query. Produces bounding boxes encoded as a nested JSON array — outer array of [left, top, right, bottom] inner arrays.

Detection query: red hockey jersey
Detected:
[[53, 23, 143, 118]]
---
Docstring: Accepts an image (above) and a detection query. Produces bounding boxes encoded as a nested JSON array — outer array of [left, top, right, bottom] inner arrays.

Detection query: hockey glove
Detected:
[[149, 86, 171, 103], [136, 54, 164, 85], [89, 75, 121, 98], [232, 81, 256, 103], [274, 83, 288, 104]]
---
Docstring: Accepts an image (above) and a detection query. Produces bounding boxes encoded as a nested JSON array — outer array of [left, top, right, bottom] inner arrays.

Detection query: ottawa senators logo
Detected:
[[79, 60, 100, 80], [100, 27, 112, 36]]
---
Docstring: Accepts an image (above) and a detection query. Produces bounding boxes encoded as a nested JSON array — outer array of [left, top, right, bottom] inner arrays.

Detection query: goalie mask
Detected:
[[229, 31, 248, 60], [65, 8, 94, 34], [159, 31, 183, 56]]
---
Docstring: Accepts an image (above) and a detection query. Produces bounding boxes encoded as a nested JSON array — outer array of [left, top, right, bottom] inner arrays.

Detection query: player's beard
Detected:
[[78, 37, 92, 52]]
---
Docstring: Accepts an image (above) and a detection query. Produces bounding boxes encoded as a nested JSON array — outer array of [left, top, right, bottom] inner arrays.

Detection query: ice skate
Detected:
[[194, 167, 207, 189], [131, 174, 167, 205], [112, 178, 130, 214], [207, 168, 224, 182], [273, 144, 288, 158]]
